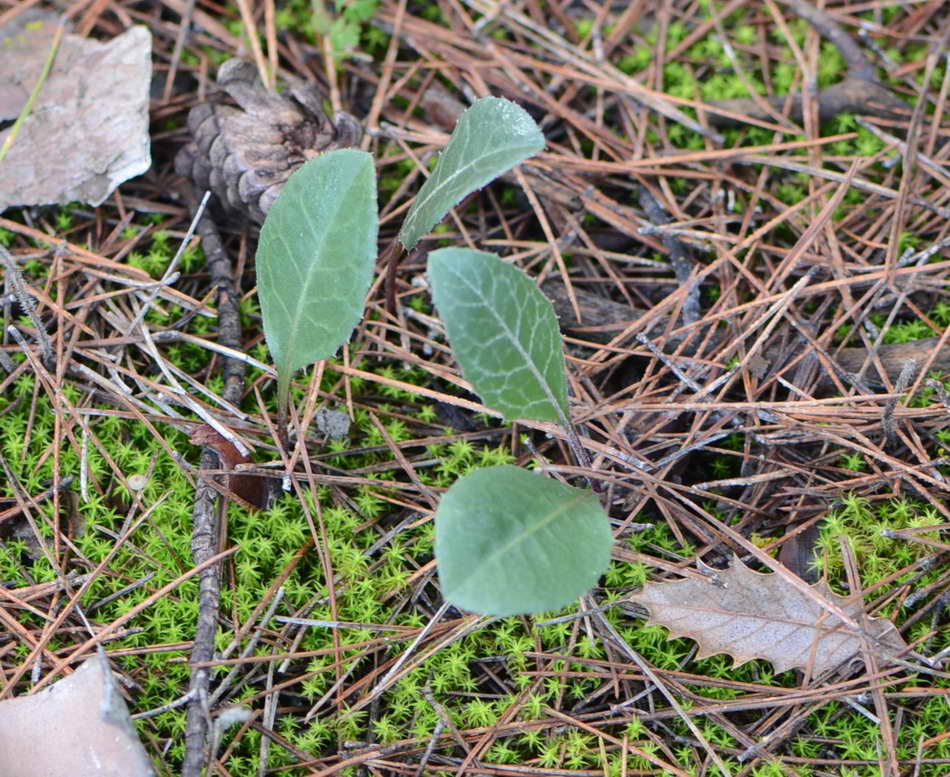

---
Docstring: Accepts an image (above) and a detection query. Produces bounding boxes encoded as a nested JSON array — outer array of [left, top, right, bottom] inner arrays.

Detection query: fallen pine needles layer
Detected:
[[0, 0, 948, 775]]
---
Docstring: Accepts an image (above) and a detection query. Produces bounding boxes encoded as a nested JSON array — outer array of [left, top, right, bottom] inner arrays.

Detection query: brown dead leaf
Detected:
[[190, 423, 269, 510], [0, 653, 154, 777], [0, 12, 152, 211], [628, 557, 908, 674]]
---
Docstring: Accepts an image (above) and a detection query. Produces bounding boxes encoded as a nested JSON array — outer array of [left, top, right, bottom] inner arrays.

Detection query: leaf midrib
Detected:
[[450, 260, 564, 421], [402, 139, 541, 245], [278, 170, 366, 375], [448, 486, 590, 597]]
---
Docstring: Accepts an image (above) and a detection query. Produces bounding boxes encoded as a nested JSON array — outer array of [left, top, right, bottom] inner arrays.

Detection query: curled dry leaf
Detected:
[[627, 556, 908, 675], [190, 424, 268, 510]]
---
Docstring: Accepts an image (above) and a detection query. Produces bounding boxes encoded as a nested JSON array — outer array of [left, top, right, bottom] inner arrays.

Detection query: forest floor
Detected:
[[1, 1, 949, 776]]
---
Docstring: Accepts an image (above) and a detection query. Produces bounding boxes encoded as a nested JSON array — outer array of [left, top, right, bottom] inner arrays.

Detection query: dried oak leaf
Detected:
[[628, 557, 908, 675], [175, 59, 361, 224]]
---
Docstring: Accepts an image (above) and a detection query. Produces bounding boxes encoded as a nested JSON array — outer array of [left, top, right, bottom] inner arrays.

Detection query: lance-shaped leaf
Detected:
[[399, 97, 544, 250], [628, 556, 909, 675], [436, 465, 612, 616], [428, 248, 568, 423], [256, 149, 378, 407]]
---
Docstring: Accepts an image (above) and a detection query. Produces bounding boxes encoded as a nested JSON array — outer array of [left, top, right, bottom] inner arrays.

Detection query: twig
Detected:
[[209, 588, 287, 706], [181, 185, 249, 777], [638, 187, 700, 325], [133, 688, 199, 721], [882, 360, 917, 443], [592, 611, 734, 776], [122, 190, 209, 337], [181, 461, 222, 777], [707, 0, 909, 126], [413, 719, 445, 777]]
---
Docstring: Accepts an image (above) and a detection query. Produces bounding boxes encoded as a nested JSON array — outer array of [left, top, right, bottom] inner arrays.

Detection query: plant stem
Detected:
[[181, 187, 247, 777], [383, 241, 403, 314], [276, 383, 291, 454], [560, 415, 605, 493]]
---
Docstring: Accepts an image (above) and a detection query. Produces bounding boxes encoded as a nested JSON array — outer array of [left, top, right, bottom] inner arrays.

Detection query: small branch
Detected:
[[182, 473, 220, 777], [181, 184, 249, 777], [0, 245, 53, 364], [707, 0, 909, 127], [133, 688, 198, 721], [638, 187, 700, 326], [882, 359, 917, 443], [542, 279, 950, 394]]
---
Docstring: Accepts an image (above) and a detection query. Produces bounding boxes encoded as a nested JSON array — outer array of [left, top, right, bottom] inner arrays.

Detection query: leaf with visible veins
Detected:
[[428, 248, 568, 423], [628, 556, 908, 674], [256, 148, 378, 410], [436, 465, 611, 616], [399, 97, 544, 250]]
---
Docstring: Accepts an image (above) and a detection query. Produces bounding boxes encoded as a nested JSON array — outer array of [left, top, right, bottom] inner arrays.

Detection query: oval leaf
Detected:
[[398, 97, 544, 250], [256, 149, 378, 402], [428, 248, 568, 423], [435, 466, 612, 616]]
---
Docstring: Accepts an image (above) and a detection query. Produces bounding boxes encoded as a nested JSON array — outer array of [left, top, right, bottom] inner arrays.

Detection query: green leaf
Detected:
[[428, 248, 568, 423], [256, 149, 378, 407], [398, 97, 544, 250], [436, 466, 612, 616]]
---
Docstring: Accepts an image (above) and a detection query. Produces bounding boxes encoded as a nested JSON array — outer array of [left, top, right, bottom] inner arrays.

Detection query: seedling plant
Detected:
[[256, 96, 613, 617]]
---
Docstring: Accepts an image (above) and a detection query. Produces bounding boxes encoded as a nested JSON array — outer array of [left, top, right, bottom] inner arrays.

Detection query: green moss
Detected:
[[619, 46, 652, 74], [809, 495, 942, 590], [817, 41, 846, 87]]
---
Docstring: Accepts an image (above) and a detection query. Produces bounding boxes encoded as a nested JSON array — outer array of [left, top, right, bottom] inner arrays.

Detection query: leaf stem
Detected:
[[276, 375, 291, 453], [560, 415, 603, 492], [383, 241, 403, 315]]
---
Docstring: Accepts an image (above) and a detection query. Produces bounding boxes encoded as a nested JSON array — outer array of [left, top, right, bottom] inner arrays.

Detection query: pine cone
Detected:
[[175, 59, 362, 224]]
